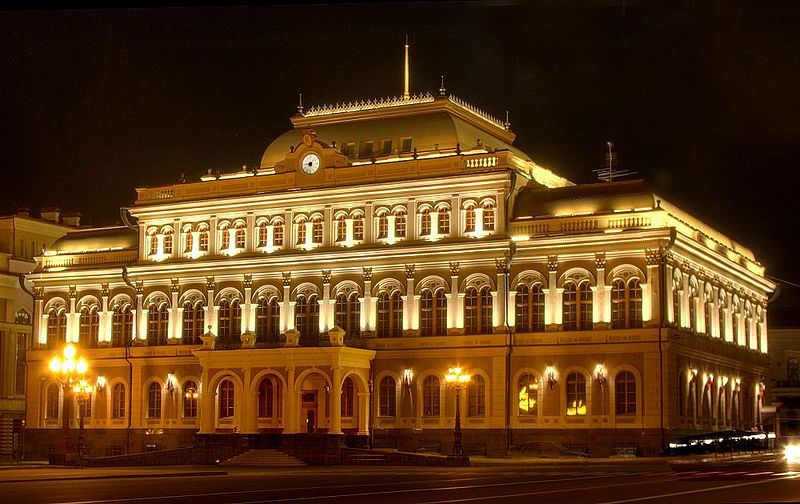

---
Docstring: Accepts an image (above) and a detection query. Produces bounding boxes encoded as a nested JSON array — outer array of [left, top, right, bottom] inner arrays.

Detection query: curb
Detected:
[[0, 470, 227, 484]]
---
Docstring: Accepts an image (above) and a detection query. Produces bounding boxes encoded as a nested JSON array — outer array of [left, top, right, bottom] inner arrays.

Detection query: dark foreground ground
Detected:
[[3, 454, 800, 504]]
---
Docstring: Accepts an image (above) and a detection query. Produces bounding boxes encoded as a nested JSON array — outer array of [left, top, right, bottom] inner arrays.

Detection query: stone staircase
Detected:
[[221, 449, 306, 467]]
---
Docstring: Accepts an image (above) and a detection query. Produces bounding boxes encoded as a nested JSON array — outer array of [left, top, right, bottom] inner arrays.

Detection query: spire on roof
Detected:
[[297, 93, 304, 114], [439, 75, 446, 97], [504, 110, 511, 131], [403, 36, 410, 100]]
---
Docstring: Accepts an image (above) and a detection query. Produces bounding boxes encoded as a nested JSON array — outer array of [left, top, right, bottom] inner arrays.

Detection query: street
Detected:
[[2, 455, 800, 504]]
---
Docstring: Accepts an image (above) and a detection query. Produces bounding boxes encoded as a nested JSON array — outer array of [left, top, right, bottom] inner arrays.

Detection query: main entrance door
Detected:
[[301, 391, 318, 433]]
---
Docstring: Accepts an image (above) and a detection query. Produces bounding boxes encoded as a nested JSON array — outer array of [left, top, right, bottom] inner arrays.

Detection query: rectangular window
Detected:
[[273, 224, 284, 247], [381, 139, 393, 155], [359, 141, 374, 159], [400, 137, 413, 152], [341, 143, 355, 158]]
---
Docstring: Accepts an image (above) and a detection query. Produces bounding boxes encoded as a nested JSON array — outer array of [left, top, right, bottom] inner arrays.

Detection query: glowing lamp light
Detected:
[[96, 375, 107, 390], [595, 364, 606, 385], [64, 344, 76, 360], [403, 369, 413, 386], [545, 366, 557, 390], [76, 357, 89, 375], [445, 367, 471, 387], [49, 357, 61, 373], [785, 444, 800, 462]]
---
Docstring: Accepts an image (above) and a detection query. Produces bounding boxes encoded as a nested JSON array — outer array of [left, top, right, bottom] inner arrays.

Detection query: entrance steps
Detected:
[[221, 449, 306, 467]]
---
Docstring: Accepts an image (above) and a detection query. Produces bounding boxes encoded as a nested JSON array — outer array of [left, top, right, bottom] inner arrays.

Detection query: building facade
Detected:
[[23, 87, 774, 458], [0, 210, 74, 459]]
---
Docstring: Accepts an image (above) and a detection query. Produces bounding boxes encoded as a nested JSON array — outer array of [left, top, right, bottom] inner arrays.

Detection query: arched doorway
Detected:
[[296, 371, 331, 433]]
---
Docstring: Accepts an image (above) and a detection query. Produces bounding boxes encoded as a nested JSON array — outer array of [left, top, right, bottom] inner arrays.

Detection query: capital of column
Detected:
[[449, 261, 460, 277], [170, 278, 180, 293], [547, 256, 558, 272], [282, 272, 292, 287], [322, 270, 332, 284], [405, 264, 416, 279]]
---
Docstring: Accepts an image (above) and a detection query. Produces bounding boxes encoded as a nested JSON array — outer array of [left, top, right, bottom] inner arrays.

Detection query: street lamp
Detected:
[[47, 343, 90, 465], [72, 378, 94, 467], [445, 366, 471, 458]]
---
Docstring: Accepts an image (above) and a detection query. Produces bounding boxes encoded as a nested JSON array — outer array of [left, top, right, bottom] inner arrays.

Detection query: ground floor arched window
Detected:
[[219, 379, 235, 419]]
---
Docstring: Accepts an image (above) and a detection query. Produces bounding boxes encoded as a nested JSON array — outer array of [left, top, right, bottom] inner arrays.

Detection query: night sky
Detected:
[[1, 3, 799, 315]]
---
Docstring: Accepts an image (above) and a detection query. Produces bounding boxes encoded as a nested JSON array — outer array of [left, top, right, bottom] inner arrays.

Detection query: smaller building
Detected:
[[0, 209, 75, 459], [768, 327, 800, 436]]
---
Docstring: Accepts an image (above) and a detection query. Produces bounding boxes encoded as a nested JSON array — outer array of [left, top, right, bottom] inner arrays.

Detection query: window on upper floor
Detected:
[[438, 207, 450, 235], [341, 142, 355, 159], [611, 278, 643, 329], [47, 308, 67, 349], [464, 286, 493, 335], [377, 291, 403, 338], [79, 307, 99, 349], [395, 210, 406, 238], [377, 212, 389, 239], [464, 206, 476, 233], [147, 304, 169, 346], [198, 226, 209, 251], [483, 201, 495, 231], [217, 298, 242, 347], [273, 222, 284, 247], [112, 304, 132, 347], [352, 214, 364, 241], [515, 283, 545, 333], [335, 216, 347, 242], [335, 292, 360, 338], [163, 229, 173, 255], [182, 301, 204, 345], [400, 137, 413, 153], [420, 289, 447, 337], [380, 139, 393, 155], [563, 281, 593, 331], [256, 296, 280, 345], [258, 225, 269, 248], [420, 209, 431, 236], [359, 141, 374, 159], [312, 217, 323, 244], [295, 294, 320, 347]]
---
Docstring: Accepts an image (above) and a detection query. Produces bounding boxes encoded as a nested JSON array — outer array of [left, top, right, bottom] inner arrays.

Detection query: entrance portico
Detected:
[[193, 346, 374, 437]]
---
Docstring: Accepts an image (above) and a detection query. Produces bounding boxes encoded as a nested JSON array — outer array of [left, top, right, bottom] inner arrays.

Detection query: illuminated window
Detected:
[[220, 225, 231, 250], [438, 208, 450, 235], [184, 231, 194, 253], [182, 301, 204, 345], [420, 209, 431, 236], [147, 303, 169, 346], [258, 225, 268, 247], [147, 382, 162, 419], [377, 213, 389, 239], [335, 292, 360, 338], [335, 216, 347, 242], [47, 308, 67, 349], [423, 375, 440, 417], [217, 298, 242, 347], [312, 217, 323, 243], [379, 376, 396, 417], [198, 226, 209, 251], [615, 371, 636, 415], [377, 291, 403, 338], [163, 229, 173, 254], [295, 295, 320, 347], [111, 304, 132, 347], [79, 306, 99, 348], [563, 281, 593, 331], [256, 296, 280, 345], [518, 373, 539, 416], [273, 221, 284, 247], [112, 383, 126, 419], [234, 222, 246, 249], [148, 233, 158, 255], [341, 377, 354, 417], [464, 206, 476, 232], [258, 378, 275, 418], [420, 289, 447, 336], [468, 375, 486, 417], [296, 220, 306, 245], [218, 379, 235, 418], [483, 202, 495, 231], [464, 286, 493, 334], [45, 383, 59, 419], [400, 137, 413, 152], [182, 380, 198, 418], [565, 372, 587, 416], [515, 283, 545, 332], [611, 278, 642, 329], [353, 215, 364, 241], [395, 211, 406, 238]]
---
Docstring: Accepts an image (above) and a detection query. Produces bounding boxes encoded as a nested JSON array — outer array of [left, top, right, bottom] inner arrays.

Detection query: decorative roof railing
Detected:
[[303, 92, 434, 117], [446, 94, 506, 130]]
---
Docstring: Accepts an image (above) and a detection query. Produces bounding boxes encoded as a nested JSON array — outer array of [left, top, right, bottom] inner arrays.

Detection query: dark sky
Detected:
[[1, 3, 799, 288]]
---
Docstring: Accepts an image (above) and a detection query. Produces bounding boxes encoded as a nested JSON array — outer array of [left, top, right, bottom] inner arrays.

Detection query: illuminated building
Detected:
[[0, 209, 74, 459], [22, 51, 774, 458]]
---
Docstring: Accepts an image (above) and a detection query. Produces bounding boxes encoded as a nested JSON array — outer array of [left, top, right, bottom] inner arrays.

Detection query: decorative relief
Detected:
[[282, 272, 292, 287], [170, 278, 180, 293], [645, 249, 661, 266], [206, 276, 216, 292], [495, 258, 508, 274], [449, 261, 460, 277], [362, 267, 373, 282], [321, 270, 332, 284], [594, 253, 606, 270], [135, 281, 144, 296], [243, 275, 253, 289], [33, 287, 44, 301], [405, 264, 416, 279], [100, 283, 109, 298], [547, 256, 558, 272], [68, 286, 77, 299]]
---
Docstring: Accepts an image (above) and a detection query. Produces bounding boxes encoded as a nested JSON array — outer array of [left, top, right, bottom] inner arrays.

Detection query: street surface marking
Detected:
[[596, 476, 797, 503]]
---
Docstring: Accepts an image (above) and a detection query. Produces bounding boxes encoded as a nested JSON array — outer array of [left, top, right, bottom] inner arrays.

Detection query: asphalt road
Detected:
[[4, 455, 800, 504]]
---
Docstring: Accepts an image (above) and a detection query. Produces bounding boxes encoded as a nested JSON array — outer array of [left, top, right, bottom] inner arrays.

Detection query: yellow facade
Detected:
[[23, 88, 774, 458]]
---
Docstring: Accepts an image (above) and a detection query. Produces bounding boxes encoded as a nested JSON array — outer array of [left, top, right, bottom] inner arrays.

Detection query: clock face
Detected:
[[301, 153, 320, 174]]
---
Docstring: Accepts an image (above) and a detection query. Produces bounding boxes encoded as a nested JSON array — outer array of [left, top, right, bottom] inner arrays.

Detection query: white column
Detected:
[[330, 367, 343, 435], [681, 271, 690, 328], [133, 287, 144, 342], [321, 274, 332, 332], [362, 269, 375, 332], [281, 275, 293, 332], [665, 263, 675, 324], [243, 276, 254, 334], [643, 253, 659, 324], [594, 255, 609, 325], [403, 265, 416, 332], [357, 391, 370, 435], [245, 213, 255, 253], [169, 285, 180, 343], [284, 367, 297, 434], [447, 263, 460, 331], [697, 283, 707, 335], [35, 293, 46, 346], [100, 287, 111, 344], [494, 259, 507, 329], [67, 290, 78, 343], [208, 216, 218, 256], [545, 258, 559, 327], [205, 280, 216, 336]]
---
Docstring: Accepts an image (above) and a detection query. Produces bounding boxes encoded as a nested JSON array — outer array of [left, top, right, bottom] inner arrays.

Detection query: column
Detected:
[[284, 210, 294, 250], [494, 258, 508, 330], [495, 189, 506, 235], [67, 287, 78, 343], [681, 268, 690, 328], [665, 262, 675, 324], [323, 206, 333, 247], [174, 218, 183, 258], [760, 306, 768, 352], [643, 250, 660, 325], [283, 367, 297, 434], [205, 277, 216, 337], [330, 367, 343, 435], [362, 267, 375, 333], [450, 195, 460, 237], [696, 278, 707, 334], [407, 199, 417, 240], [447, 262, 461, 332], [133, 283, 145, 343], [321, 271, 333, 332], [281, 273, 294, 332], [241, 368, 256, 433], [403, 265, 417, 332], [594, 254, 610, 326], [243, 275, 254, 335], [364, 202, 374, 243], [208, 216, 218, 256], [169, 280, 180, 343], [99, 284, 111, 345], [545, 257, 560, 328], [34, 289, 46, 346], [357, 391, 370, 435], [245, 213, 255, 253], [198, 368, 214, 434]]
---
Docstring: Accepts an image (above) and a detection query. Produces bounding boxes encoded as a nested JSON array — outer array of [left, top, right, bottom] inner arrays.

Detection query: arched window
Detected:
[[420, 289, 447, 336], [689, 280, 698, 331], [217, 298, 242, 346], [295, 294, 320, 346], [163, 229, 173, 254], [615, 371, 636, 415], [273, 221, 284, 247], [148, 233, 158, 255], [256, 296, 280, 345], [341, 377, 355, 417], [312, 217, 323, 243], [518, 373, 539, 416], [515, 283, 545, 332], [296, 219, 307, 245], [563, 281, 593, 331], [483, 201, 495, 231], [45, 383, 60, 419], [184, 229, 194, 253], [335, 216, 347, 242], [611, 278, 643, 329], [182, 301, 204, 345], [335, 292, 360, 337], [377, 291, 403, 338], [112, 383, 126, 419], [258, 378, 276, 418], [78, 391, 92, 418], [379, 376, 396, 417], [467, 375, 486, 417], [420, 209, 431, 236], [718, 292, 728, 340], [377, 212, 389, 239], [47, 308, 67, 349], [147, 382, 162, 418], [672, 272, 682, 326], [788, 358, 800, 385], [352, 215, 364, 241], [147, 303, 169, 346], [395, 210, 406, 238], [464, 286, 493, 334], [218, 379, 235, 418], [198, 226, 209, 251], [234, 222, 246, 249], [220, 224, 231, 251], [438, 207, 450, 235], [112, 304, 132, 347], [79, 306, 99, 348], [704, 288, 713, 335], [423, 375, 440, 417], [464, 206, 476, 233], [182, 380, 198, 418], [258, 222, 268, 247], [565, 372, 587, 416]]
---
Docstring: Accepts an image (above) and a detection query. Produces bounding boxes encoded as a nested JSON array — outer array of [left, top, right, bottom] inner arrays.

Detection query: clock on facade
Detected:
[[301, 153, 320, 174]]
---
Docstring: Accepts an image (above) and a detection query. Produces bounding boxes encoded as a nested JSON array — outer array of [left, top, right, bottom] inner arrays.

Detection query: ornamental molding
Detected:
[[547, 256, 558, 272], [101, 283, 109, 298], [449, 262, 460, 277], [205, 276, 216, 292], [170, 278, 180, 293], [594, 253, 607, 270], [405, 264, 416, 279], [495, 258, 508, 275], [321, 270, 332, 284], [243, 274, 253, 289], [282, 272, 292, 287], [362, 267, 373, 282]]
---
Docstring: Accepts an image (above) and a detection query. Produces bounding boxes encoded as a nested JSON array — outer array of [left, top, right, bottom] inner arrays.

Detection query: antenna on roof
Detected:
[[403, 35, 410, 100], [297, 93, 304, 114], [592, 141, 637, 183]]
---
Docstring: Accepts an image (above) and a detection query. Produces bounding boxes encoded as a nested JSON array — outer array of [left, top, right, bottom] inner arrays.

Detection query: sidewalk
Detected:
[[469, 450, 777, 466], [0, 465, 227, 483]]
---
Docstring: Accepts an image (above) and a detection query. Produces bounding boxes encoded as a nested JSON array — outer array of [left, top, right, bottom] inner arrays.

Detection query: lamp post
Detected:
[[445, 366, 471, 458], [72, 379, 94, 467], [48, 343, 89, 465]]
